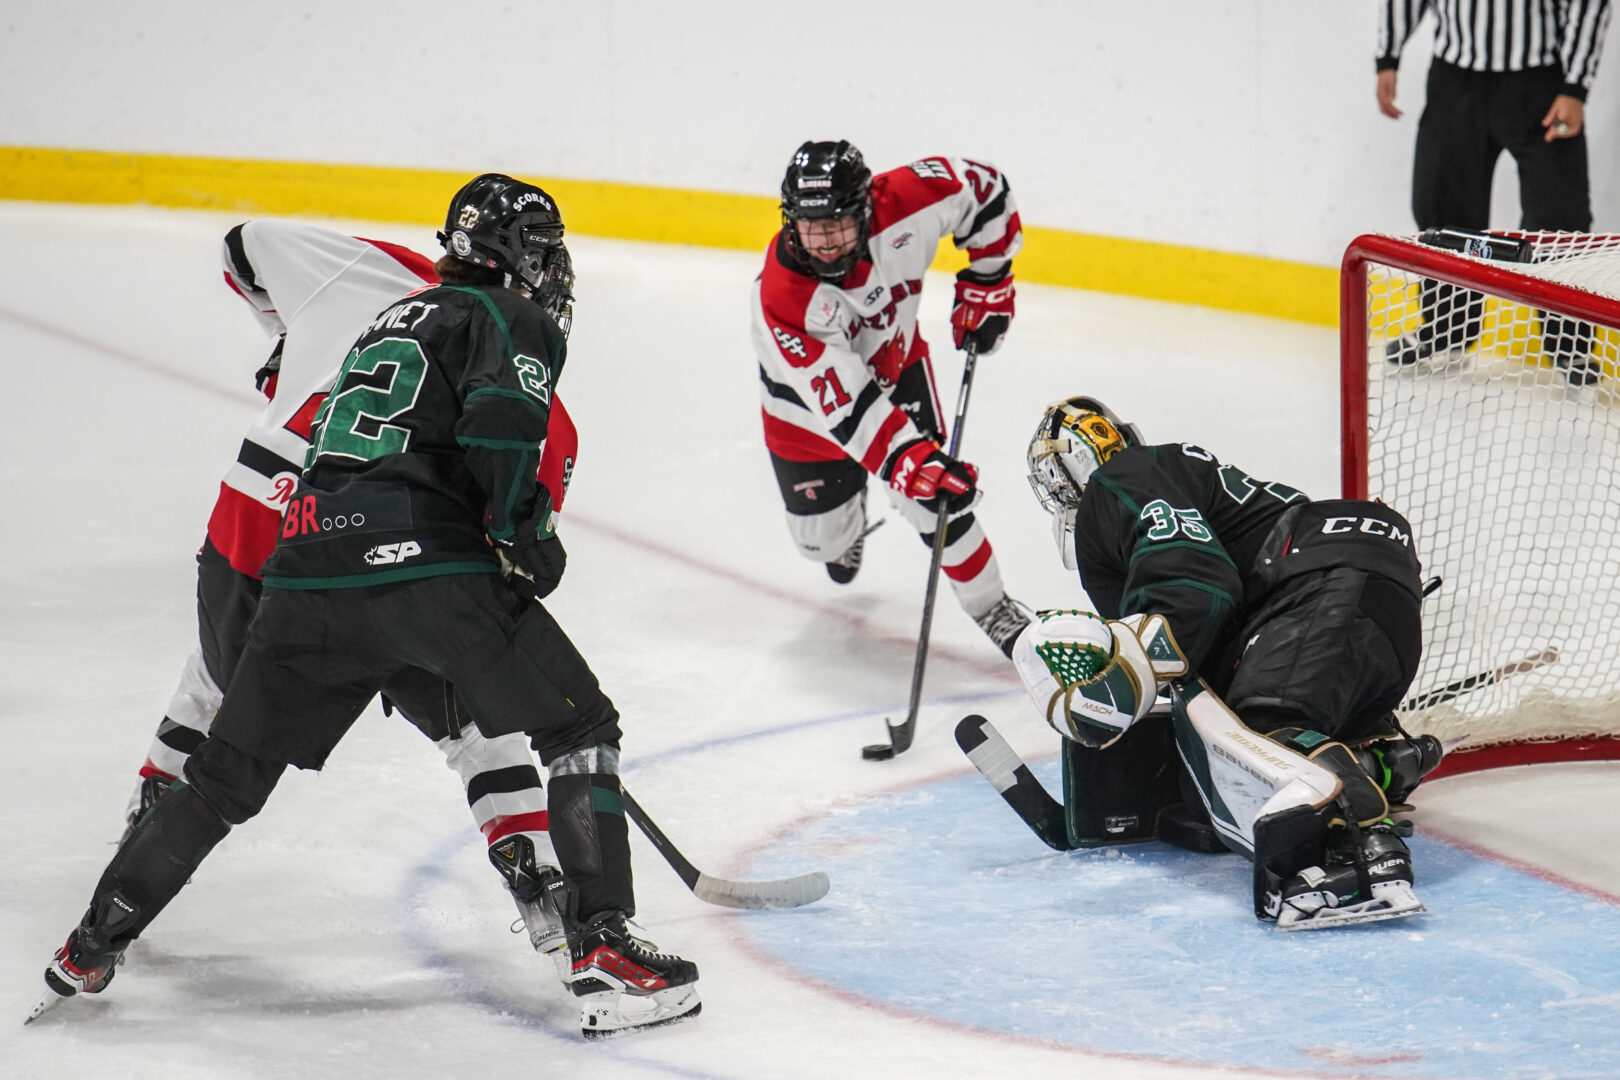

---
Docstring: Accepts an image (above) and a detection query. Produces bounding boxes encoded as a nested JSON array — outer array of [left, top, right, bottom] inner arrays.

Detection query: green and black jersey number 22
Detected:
[[309, 338, 429, 464]]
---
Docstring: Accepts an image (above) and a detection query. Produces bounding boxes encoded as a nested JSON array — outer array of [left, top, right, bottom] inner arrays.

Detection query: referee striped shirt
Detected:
[[1377, 0, 1614, 99]]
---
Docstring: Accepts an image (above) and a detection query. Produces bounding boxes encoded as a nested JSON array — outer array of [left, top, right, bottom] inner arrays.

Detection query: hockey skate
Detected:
[[974, 594, 1033, 659], [28, 891, 140, 1023], [487, 835, 572, 985], [826, 502, 882, 585], [1384, 333, 1468, 369], [1271, 823, 1424, 931], [569, 911, 700, 1039], [1383, 333, 1431, 367], [826, 532, 866, 585], [1559, 354, 1603, 387]]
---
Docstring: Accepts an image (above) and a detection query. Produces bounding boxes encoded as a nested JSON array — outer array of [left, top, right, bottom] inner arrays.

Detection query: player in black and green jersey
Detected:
[[40, 174, 700, 1037], [1014, 395, 1442, 930]]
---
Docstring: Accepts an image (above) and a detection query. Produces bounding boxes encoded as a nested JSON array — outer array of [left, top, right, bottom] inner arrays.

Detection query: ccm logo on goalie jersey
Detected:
[[1320, 516, 1412, 546]]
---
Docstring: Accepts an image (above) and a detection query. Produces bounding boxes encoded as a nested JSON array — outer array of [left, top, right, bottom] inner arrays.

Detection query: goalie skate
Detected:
[[1274, 879, 1425, 931], [569, 911, 701, 1039], [1271, 823, 1425, 931]]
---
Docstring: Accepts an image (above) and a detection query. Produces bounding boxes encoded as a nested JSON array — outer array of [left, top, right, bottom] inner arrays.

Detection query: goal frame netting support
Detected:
[[1340, 232, 1620, 779]]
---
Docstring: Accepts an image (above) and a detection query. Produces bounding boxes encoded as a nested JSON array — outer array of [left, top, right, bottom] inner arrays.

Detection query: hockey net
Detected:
[[1342, 231, 1620, 774]]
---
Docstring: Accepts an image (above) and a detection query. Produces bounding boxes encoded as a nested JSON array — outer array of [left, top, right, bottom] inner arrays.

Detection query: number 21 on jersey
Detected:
[[810, 366, 852, 415]]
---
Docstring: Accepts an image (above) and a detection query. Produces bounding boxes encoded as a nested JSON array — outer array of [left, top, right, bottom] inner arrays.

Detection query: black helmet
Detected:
[[439, 173, 575, 334], [780, 140, 873, 279]]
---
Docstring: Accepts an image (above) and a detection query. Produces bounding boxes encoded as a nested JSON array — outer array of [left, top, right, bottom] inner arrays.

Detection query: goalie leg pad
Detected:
[[1059, 715, 1183, 846], [1171, 680, 1343, 854]]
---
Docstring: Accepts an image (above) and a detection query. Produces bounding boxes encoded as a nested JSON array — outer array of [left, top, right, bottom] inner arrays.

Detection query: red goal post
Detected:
[[1340, 231, 1620, 776]]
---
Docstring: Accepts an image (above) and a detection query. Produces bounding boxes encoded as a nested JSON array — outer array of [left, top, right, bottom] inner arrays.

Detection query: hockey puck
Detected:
[[861, 742, 896, 761]]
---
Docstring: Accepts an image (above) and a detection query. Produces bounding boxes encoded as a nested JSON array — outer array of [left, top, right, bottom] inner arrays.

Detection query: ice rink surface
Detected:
[[2, 203, 1617, 1079]]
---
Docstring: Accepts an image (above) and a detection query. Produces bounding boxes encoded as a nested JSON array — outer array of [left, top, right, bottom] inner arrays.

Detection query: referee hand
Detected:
[[1542, 95, 1584, 142]]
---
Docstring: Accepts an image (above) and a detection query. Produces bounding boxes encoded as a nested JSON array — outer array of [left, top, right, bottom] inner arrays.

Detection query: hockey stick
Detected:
[[954, 715, 1074, 850], [1402, 647, 1559, 711], [863, 341, 982, 761], [620, 787, 829, 909]]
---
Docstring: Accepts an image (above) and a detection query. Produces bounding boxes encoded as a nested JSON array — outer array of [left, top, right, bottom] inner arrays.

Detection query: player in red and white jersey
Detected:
[[123, 219, 580, 977], [750, 140, 1030, 655]]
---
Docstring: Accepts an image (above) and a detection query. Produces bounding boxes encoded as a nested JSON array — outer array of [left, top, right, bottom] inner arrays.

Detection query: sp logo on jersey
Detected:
[[364, 541, 422, 566]]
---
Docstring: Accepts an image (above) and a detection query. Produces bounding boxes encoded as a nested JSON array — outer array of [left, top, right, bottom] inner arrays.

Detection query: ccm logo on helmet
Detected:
[[1321, 516, 1411, 546]]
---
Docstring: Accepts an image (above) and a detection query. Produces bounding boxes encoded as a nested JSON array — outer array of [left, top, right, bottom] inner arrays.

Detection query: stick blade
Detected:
[[692, 870, 830, 910], [862, 716, 914, 761], [955, 714, 1073, 851]]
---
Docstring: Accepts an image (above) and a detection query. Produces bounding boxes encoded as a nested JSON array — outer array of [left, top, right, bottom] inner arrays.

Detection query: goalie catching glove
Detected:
[[1011, 610, 1189, 748], [951, 266, 1015, 355]]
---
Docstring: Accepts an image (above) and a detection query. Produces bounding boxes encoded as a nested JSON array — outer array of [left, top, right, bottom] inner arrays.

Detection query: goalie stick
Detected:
[[620, 787, 829, 909], [954, 714, 1073, 850], [1402, 647, 1560, 711], [864, 341, 982, 761]]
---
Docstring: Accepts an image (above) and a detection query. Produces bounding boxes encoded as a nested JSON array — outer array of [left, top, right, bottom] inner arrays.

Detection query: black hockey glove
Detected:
[[951, 266, 1015, 355], [499, 533, 567, 601]]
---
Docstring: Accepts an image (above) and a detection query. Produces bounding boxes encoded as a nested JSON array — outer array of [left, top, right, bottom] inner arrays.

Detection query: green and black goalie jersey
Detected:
[[262, 284, 564, 588], [1072, 443, 1421, 671]]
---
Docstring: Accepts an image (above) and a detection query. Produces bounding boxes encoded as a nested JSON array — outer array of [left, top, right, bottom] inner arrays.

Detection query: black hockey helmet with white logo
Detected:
[[439, 173, 575, 334], [780, 140, 873, 279]]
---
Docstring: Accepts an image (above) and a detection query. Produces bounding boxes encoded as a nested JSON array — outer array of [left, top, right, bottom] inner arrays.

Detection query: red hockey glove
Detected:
[[951, 267, 1015, 355], [884, 438, 979, 514]]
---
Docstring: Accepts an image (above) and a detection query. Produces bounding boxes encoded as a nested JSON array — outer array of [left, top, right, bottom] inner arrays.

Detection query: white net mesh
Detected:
[[1358, 232, 1620, 749]]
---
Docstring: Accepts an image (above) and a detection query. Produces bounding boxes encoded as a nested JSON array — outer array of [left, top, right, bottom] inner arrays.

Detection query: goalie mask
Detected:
[[439, 173, 576, 336], [1027, 396, 1142, 568], [780, 140, 873, 281]]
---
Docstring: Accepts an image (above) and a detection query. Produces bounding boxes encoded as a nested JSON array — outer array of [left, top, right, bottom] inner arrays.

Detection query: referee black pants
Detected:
[[1411, 62, 1593, 362]]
